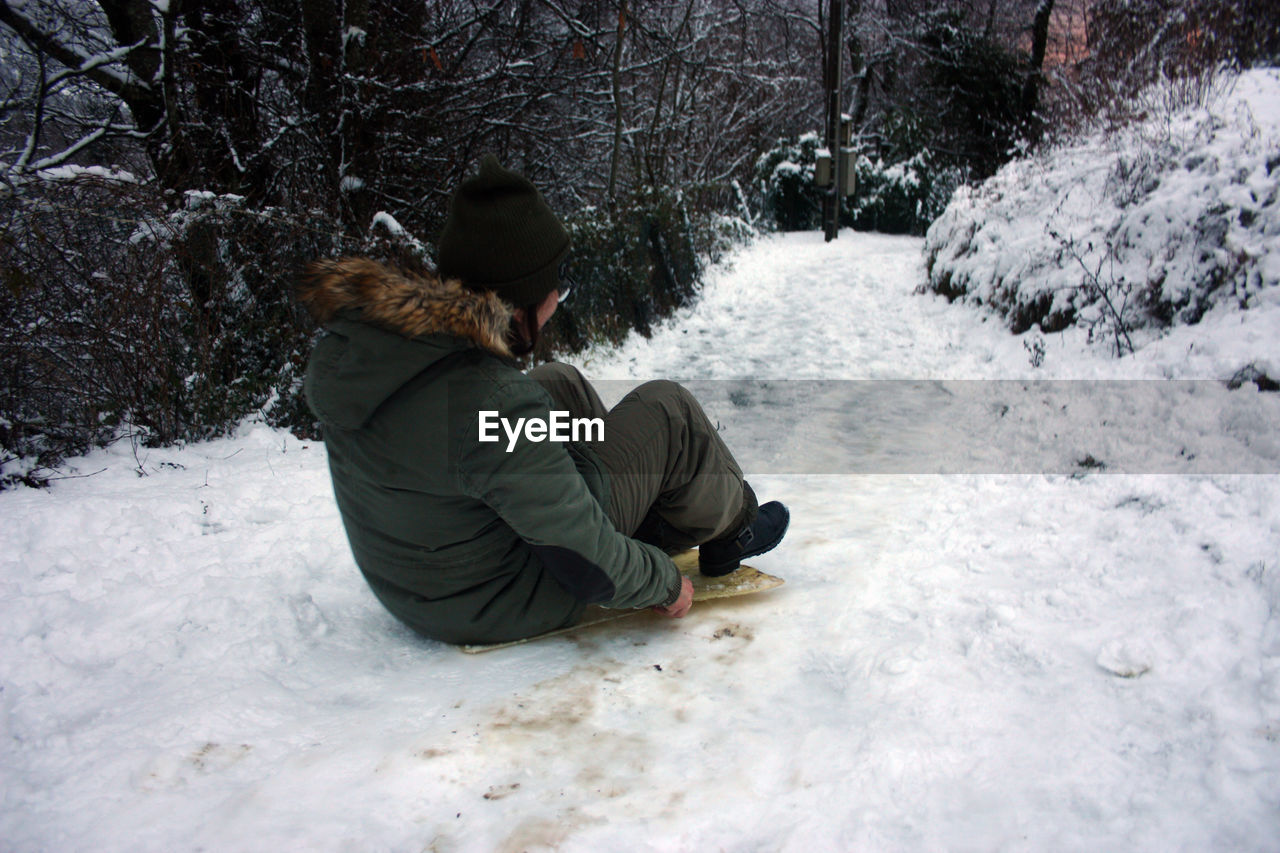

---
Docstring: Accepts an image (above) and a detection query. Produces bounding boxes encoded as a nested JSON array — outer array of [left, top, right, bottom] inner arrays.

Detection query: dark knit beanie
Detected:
[[436, 154, 570, 306]]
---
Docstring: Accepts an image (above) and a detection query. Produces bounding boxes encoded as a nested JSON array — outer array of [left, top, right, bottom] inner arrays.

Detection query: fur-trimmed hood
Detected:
[[298, 257, 513, 357], [299, 258, 515, 431]]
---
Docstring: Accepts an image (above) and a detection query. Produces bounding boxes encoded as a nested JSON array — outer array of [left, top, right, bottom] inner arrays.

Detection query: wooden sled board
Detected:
[[459, 551, 784, 654]]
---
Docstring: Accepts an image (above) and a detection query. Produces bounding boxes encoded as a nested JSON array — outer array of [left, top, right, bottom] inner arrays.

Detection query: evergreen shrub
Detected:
[[753, 133, 823, 232], [848, 152, 967, 236], [754, 134, 964, 236]]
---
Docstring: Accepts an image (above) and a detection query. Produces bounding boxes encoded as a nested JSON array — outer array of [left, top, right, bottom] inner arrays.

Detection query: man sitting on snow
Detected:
[[299, 155, 789, 644]]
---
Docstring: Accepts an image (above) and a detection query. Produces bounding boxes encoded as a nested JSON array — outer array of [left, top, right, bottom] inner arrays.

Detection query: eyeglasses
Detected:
[[557, 258, 575, 304]]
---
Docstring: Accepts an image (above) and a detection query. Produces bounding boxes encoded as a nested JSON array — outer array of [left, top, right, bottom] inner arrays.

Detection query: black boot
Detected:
[[632, 509, 693, 556], [698, 501, 790, 577]]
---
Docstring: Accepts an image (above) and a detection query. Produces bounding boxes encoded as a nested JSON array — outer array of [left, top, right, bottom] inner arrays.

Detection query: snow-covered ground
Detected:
[[3, 228, 1279, 851]]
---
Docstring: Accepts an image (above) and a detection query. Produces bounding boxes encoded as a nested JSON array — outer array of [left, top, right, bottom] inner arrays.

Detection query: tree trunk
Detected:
[[608, 0, 628, 203], [301, 0, 344, 209], [1021, 0, 1055, 141], [180, 0, 269, 199]]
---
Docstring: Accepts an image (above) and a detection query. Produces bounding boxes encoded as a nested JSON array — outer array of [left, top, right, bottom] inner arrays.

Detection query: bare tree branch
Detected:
[[0, 2, 154, 103]]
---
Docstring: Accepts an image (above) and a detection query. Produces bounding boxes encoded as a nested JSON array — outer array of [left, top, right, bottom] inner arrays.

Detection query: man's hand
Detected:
[[652, 576, 694, 618]]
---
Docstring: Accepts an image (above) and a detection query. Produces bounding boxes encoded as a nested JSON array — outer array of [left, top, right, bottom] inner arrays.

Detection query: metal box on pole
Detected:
[[815, 150, 833, 188], [838, 148, 857, 197], [838, 115, 856, 198]]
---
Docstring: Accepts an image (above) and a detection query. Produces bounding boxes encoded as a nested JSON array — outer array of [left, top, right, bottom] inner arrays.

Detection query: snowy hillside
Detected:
[[924, 68, 1280, 365], [2, 230, 1279, 851]]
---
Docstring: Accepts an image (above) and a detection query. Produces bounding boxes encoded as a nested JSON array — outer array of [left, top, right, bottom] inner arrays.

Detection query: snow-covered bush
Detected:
[[545, 185, 751, 355], [1, 176, 172, 487], [848, 151, 967, 236], [754, 133, 823, 232], [923, 69, 1280, 353], [0, 177, 378, 487], [755, 134, 965, 235]]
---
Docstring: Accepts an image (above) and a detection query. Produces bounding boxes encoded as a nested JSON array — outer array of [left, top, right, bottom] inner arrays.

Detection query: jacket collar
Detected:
[[298, 257, 513, 358]]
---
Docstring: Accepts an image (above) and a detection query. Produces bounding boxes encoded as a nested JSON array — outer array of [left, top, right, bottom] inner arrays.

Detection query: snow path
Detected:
[[582, 231, 1006, 380], [3, 232, 1279, 851]]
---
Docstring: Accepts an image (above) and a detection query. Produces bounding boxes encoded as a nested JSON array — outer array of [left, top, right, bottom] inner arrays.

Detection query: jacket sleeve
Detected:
[[453, 377, 682, 610]]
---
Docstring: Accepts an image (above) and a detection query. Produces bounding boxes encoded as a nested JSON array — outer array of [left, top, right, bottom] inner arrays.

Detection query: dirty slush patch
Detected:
[[418, 618, 758, 852]]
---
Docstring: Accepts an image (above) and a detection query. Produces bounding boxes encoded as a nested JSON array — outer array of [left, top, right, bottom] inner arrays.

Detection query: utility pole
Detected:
[[822, 0, 844, 242]]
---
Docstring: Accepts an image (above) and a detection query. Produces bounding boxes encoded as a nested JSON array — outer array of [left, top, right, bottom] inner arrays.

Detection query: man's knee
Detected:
[[528, 361, 583, 385], [530, 361, 606, 420], [629, 379, 693, 411]]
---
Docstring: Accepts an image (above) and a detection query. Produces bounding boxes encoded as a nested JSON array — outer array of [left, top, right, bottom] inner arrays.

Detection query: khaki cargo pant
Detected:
[[529, 362, 755, 550]]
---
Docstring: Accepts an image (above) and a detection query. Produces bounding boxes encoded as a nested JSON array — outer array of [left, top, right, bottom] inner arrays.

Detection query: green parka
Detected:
[[300, 258, 682, 644]]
